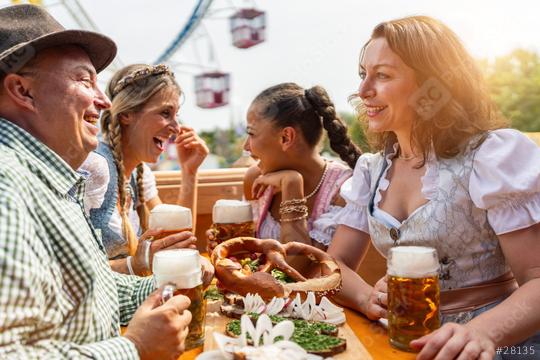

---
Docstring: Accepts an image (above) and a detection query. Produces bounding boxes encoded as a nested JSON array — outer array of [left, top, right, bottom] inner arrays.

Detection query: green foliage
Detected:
[[320, 112, 369, 156], [481, 49, 540, 131], [199, 126, 245, 167]]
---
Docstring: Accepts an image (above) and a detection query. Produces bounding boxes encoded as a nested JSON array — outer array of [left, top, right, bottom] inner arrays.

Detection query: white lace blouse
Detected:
[[80, 152, 158, 238], [338, 129, 540, 236]]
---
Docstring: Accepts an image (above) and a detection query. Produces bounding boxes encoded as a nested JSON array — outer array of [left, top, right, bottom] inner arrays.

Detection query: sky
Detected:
[[2, 0, 539, 132]]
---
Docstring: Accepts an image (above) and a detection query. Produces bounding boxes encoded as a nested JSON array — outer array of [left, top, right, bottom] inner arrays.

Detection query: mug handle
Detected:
[[161, 283, 176, 304]]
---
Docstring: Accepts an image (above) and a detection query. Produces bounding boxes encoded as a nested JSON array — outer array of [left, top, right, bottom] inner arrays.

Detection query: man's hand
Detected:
[[124, 288, 192, 360]]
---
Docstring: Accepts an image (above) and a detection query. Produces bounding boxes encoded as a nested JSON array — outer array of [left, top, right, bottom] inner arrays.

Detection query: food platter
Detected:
[[203, 299, 373, 360], [204, 237, 372, 359]]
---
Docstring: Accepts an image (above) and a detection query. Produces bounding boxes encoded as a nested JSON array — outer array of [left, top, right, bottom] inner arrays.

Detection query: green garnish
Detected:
[[226, 316, 342, 352], [271, 269, 293, 283], [203, 285, 223, 300], [240, 257, 260, 272]]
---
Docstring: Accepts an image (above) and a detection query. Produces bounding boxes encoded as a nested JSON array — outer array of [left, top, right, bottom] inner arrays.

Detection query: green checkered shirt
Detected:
[[0, 118, 155, 359]]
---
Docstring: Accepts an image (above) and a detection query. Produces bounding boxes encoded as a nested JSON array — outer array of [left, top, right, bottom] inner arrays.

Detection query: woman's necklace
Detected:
[[305, 161, 329, 200]]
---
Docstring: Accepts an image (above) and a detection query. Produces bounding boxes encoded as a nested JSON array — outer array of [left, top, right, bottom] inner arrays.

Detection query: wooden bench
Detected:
[[155, 168, 386, 286]]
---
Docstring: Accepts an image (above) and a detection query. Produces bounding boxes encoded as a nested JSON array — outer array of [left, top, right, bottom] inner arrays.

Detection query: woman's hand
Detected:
[[132, 229, 197, 275], [411, 322, 496, 360], [175, 125, 209, 175], [365, 276, 388, 320], [251, 170, 303, 199]]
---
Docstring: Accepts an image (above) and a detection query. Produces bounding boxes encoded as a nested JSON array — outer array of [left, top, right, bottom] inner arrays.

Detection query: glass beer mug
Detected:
[[148, 204, 193, 239], [387, 246, 440, 352], [209, 199, 254, 246], [153, 249, 206, 350]]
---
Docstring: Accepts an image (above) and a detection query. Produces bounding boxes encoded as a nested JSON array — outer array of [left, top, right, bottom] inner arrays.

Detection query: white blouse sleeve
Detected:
[[334, 153, 375, 233], [142, 163, 158, 201], [79, 152, 110, 215], [470, 129, 540, 235], [309, 205, 344, 246]]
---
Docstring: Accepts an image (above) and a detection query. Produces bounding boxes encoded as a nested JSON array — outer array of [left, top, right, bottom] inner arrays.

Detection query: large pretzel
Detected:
[[211, 237, 342, 300]]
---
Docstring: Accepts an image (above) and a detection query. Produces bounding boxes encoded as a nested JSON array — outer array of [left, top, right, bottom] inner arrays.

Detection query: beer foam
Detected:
[[387, 246, 439, 278], [212, 199, 252, 224], [149, 204, 192, 230], [153, 249, 201, 289]]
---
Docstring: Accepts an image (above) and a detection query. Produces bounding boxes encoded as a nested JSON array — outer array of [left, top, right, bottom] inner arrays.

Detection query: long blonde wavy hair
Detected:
[[100, 64, 181, 256], [350, 16, 506, 165]]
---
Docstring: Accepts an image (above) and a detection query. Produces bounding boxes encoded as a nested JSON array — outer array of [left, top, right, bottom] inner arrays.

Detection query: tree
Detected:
[[481, 49, 540, 131]]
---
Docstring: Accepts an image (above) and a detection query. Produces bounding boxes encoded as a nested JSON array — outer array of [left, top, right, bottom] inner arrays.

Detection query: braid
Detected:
[[305, 86, 362, 168], [108, 119, 138, 256], [136, 164, 149, 233]]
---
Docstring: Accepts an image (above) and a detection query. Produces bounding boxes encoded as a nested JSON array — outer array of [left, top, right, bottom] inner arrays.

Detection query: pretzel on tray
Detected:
[[211, 237, 342, 300]]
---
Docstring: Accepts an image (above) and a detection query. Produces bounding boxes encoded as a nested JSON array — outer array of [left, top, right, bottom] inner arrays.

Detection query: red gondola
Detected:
[[230, 8, 266, 49], [194, 72, 231, 109]]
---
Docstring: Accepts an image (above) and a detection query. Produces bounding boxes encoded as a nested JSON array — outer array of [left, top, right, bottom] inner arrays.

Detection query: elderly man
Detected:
[[0, 5, 191, 359]]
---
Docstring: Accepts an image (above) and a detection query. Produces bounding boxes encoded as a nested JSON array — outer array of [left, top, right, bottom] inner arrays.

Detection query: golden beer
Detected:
[[387, 246, 440, 352], [153, 249, 206, 350], [388, 275, 440, 351], [170, 284, 206, 350], [211, 199, 254, 245]]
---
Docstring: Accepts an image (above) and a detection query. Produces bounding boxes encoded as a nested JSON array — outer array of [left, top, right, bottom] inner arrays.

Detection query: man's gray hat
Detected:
[[0, 4, 117, 75]]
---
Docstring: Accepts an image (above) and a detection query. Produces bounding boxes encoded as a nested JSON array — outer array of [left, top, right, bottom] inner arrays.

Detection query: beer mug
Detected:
[[209, 200, 254, 246], [387, 246, 440, 352], [153, 249, 206, 350], [148, 204, 193, 239]]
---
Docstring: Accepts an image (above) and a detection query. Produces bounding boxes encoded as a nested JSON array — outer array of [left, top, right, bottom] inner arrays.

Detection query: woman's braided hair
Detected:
[[253, 83, 361, 168], [100, 64, 180, 255]]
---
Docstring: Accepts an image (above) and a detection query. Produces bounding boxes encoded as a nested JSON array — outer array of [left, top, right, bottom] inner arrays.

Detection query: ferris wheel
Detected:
[[3, 0, 266, 109], [153, 0, 266, 109]]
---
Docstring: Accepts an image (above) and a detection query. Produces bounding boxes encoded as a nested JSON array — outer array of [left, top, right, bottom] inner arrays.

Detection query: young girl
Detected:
[[243, 83, 361, 248]]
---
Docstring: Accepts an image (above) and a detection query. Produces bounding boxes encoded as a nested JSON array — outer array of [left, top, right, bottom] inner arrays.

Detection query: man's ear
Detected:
[[280, 126, 297, 151], [2, 74, 36, 112]]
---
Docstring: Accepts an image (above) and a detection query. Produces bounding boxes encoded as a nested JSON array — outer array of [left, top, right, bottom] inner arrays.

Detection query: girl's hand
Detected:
[[251, 170, 302, 199], [199, 255, 215, 288], [175, 125, 209, 175], [206, 228, 218, 254]]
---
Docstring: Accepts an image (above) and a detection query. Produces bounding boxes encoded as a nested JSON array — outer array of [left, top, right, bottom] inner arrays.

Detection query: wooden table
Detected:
[[178, 307, 416, 360]]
